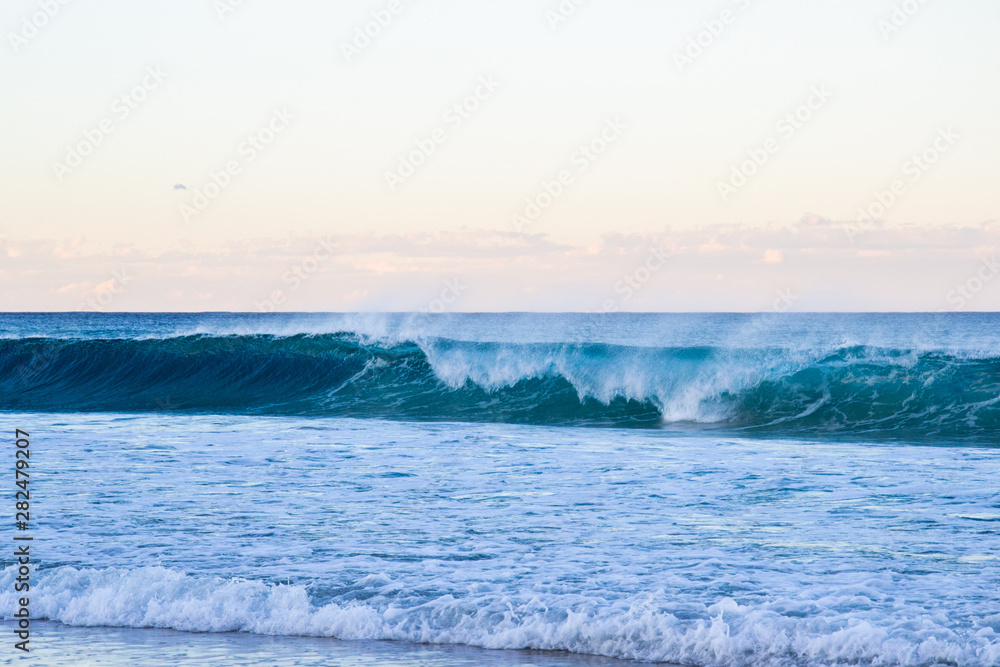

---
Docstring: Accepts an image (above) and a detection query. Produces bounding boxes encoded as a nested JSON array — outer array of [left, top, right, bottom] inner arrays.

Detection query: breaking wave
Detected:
[[1, 333, 999, 440]]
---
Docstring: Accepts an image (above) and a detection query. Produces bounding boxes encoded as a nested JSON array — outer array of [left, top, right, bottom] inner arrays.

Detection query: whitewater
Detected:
[[1, 313, 998, 666]]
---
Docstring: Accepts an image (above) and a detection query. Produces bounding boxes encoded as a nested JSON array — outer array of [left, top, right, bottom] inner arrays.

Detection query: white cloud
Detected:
[[3, 223, 1000, 312]]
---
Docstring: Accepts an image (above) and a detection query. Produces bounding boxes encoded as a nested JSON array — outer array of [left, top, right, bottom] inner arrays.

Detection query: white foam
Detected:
[[2, 566, 996, 666], [419, 340, 827, 423]]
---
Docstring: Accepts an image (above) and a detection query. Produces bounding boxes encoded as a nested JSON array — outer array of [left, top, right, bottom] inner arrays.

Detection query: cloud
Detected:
[[763, 249, 784, 264], [52, 237, 84, 260], [93, 279, 118, 293], [2, 223, 1000, 312], [55, 281, 91, 295], [797, 213, 848, 228]]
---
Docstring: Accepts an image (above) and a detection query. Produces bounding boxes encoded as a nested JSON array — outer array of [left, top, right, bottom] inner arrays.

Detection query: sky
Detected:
[[1, 0, 998, 312]]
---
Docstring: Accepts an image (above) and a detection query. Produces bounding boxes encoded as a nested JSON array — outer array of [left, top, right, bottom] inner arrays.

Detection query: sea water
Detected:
[[0, 313, 998, 666]]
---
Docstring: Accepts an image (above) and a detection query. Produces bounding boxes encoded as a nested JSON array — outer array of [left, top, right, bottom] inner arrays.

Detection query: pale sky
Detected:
[[1, 0, 998, 311]]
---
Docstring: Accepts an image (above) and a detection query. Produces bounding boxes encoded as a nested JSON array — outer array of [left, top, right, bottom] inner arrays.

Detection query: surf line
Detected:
[[12, 429, 32, 653]]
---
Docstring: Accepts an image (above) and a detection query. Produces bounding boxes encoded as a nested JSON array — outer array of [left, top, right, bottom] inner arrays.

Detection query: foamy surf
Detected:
[[3, 565, 998, 666]]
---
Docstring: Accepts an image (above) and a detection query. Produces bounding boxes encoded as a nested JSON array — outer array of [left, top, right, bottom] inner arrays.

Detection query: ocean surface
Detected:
[[1, 313, 998, 666]]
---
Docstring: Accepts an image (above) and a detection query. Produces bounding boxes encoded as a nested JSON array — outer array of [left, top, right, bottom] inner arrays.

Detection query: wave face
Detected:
[[2, 330, 999, 440], [3, 565, 998, 667]]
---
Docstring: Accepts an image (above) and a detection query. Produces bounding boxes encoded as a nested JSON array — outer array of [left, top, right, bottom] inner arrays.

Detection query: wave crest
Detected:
[[1, 334, 998, 439]]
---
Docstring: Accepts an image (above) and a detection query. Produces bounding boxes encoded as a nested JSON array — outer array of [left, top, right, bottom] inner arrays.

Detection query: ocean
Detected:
[[1, 313, 998, 666]]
